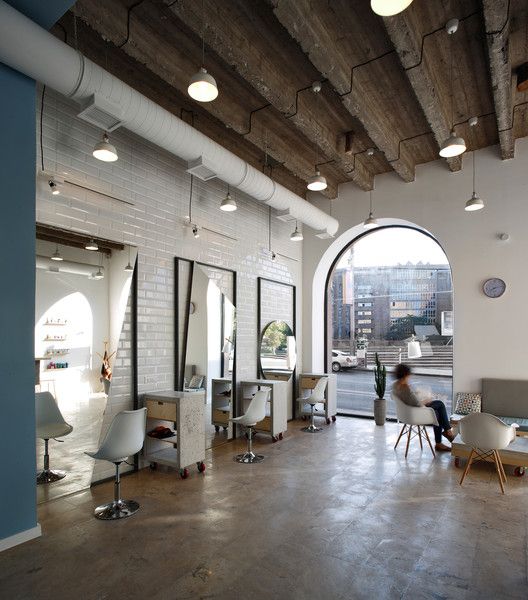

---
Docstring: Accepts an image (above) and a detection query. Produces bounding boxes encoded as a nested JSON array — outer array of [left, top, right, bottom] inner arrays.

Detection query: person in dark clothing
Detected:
[[392, 363, 454, 452]]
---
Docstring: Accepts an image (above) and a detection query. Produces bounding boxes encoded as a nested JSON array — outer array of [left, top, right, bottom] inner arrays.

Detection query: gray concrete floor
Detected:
[[2, 417, 527, 599]]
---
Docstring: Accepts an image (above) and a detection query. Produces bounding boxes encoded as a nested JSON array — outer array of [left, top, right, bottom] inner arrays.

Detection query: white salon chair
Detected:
[[458, 412, 516, 494], [35, 391, 73, 484], [301, 377, 328, 433], [392, 393, 439, 458], [85, 408, 147, 520], [229, 390, 269, 463]]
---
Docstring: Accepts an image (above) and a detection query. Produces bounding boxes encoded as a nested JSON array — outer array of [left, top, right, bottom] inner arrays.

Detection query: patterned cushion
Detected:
[[454, 392, 482, 415], [188, 375, 204, 389]]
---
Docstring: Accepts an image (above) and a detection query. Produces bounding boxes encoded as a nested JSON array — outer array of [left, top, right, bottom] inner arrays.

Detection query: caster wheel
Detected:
[[454, 457, 461, 468], [272, 435, 278, 443], [180, 468, 189, 479], [214, 425, 220, 433], [149, 462, 158, 470], [332, 415, 337, 422], [514, 466, 525, 477], [197, 462, 206, 473], [279, 432, 283, 440], [326, 418, 331, 424]]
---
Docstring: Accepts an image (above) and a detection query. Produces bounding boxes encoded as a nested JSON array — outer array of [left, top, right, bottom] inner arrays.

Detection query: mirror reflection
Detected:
[[259, 320, 296, 381], [184, 264, 235, 449]]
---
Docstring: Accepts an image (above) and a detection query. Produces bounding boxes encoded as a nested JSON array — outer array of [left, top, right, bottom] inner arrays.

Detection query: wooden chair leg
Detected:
[[423, 426, 435, 458], [405, 425, 413, 458], [394, 424, 406, 450], [417, 425, 423, 450], [459, 448, 475, 486], [492, 451, 505, 494], [495, 451, 507, 483]]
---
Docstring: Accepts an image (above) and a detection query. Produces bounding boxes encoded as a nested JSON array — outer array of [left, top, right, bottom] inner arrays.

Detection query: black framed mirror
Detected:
[[259, 320, 297, 380]]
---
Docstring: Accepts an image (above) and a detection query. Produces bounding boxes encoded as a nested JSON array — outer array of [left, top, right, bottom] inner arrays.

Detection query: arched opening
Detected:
[[325, 225, 453, 418]]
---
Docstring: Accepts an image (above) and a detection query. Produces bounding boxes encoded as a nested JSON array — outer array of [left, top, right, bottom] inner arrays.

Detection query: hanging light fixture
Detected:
[[48, 178, 60, 195], [192, 224, 200, 238], [51, 244, 63, 261], [93, 253, 104, 280], [363, 189, 379, 229], [465, 150, 484, 212], [85, 238, 98, 251], [307, 82, 327, 192], [407, 335, 422, 359], [371, 0, 413, 17], [188, 0, 218, 102], [124, 245, 134, 272], [220, 185, 237, 211], [93, 132, 118, 162], [290, 221, 303, 241], [439, 19, 466, 159]]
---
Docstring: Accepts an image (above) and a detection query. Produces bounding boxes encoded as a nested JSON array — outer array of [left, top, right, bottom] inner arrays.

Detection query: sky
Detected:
[[336, 228, 449, 269]]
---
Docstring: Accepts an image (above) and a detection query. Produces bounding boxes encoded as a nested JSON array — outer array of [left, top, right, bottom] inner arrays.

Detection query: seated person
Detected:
[[392, 363, 454, 452]]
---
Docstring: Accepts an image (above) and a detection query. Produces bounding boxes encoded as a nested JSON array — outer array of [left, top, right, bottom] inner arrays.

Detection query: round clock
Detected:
[[483, 278, 506, 298]]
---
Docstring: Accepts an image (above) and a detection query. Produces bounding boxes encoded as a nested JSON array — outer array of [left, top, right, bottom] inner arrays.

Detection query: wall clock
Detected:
[[483, 278, 506, 298]]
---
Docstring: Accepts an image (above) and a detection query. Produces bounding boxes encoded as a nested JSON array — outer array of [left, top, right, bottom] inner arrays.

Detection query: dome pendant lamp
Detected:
[[439, 19, 466, 159], [465, 150, 484, 212], [290, 221, 303, 241], [363, 189, 379, 229], [220, 185, 237, 211], [188, 0, 218, 102], [307, 82, 327, 192], [371, 0, 413, 17], [93, 132, 118, 162]]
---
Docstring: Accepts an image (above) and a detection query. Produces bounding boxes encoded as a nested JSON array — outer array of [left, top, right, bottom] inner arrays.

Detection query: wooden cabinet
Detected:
[[143, 390, 206, 477], [239, 379, 287, 441], [297, 373, 337, 423]]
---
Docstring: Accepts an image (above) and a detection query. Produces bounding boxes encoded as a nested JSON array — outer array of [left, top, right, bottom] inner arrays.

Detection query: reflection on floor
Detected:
[[6, 417, 527, 599], [205, 404, 229, 450], [36, 392, 106, 504]]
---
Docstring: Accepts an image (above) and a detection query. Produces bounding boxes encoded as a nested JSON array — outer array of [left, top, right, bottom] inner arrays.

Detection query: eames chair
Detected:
[[392, 393, 439, 458], [458, 412, 516, 494], [229, 390, 269, 463], [301, 376, 328, 433], [85, 408, 147, 519], [35, 391, 73, 484]]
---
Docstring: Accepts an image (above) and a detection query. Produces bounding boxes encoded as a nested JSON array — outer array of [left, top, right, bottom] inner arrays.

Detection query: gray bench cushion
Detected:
[[482, 378, 528, 419]]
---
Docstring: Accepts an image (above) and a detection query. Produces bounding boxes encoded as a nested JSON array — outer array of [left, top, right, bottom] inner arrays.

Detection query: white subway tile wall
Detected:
[[36, 89, 303, 481]]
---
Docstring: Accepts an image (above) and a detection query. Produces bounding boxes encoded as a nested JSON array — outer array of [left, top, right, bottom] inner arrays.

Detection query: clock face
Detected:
[[483, 278, 506, 298]]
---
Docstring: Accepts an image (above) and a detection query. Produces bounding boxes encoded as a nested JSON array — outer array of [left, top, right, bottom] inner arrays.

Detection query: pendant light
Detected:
[[124, 245, 134, 272], [290, 221, 303, 241], [363, 189, 378, 229], [465, 150, 484, 211], [187, 174, 200, 237], [93, 253, 104, 280], [307, 82, 327, 192], [439, 19, 466, 159], [371, 0, 413, 17], [188, 0, 218, 102], [220, 185, 237, 211], [51, 244, 63, 261], [85, 238, 98, 251], [407, 335, 422, 359], [93, 132, 118, 162], [48, 178, 60, 195]]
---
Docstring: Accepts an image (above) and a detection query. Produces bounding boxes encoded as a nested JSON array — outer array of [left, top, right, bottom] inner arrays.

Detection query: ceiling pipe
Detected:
[[0, 1, 338, 237], [36, 255, 104, 277]]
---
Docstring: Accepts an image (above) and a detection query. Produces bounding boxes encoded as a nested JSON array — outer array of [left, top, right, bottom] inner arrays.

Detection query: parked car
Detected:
[[331, 350, 358, 372]]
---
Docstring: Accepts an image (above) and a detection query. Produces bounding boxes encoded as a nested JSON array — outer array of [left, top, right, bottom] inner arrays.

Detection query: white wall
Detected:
[[37, 88, 302, 479], [303, 139, 528, 395]]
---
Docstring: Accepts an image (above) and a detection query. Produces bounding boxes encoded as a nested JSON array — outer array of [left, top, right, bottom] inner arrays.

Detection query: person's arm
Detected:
[[394, 383, 422, 407]]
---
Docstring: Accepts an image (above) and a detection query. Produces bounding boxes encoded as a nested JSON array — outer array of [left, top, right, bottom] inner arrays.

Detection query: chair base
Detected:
[[235, 452, 264, 464], [36, 469, 66, 485], [301, 424, 322, 433], [94, 499, 140, 520]]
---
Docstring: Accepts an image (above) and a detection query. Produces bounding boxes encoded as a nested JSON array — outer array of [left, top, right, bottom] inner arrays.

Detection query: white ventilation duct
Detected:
[[0, 1, 339, 236], [36, 255, 104, 278]]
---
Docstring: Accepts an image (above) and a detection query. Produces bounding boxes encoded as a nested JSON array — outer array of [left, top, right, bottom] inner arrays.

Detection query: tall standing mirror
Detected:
[[175, 259, 236, 449]]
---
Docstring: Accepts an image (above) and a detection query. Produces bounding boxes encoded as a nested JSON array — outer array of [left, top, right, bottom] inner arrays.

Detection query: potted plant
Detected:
[[373, 352, 387, 426]]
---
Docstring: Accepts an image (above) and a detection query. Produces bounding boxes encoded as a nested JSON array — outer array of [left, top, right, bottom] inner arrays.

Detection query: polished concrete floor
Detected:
[[3, 417, 528, 599]]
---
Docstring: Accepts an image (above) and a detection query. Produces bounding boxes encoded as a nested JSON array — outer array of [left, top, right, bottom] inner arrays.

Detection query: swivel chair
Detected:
[[35, 391, 73, 484], [85, 408, 147, 519], [301, 377, 328, 433], [229, 390, 269, 463], [392, 393, 439, 458]]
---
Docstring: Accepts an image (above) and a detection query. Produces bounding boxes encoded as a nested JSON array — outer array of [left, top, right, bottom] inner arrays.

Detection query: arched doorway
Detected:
[[325, 225, 453, 418]]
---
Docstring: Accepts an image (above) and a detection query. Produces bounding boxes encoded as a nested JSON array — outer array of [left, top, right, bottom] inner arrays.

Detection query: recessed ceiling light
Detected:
[[93, 133, 118, 162], [371, 0, 413, 16]]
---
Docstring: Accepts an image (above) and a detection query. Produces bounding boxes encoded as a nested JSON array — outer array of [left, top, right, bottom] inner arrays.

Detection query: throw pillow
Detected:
[[188, 375, 204, 389], [454, 392, 482, 415]]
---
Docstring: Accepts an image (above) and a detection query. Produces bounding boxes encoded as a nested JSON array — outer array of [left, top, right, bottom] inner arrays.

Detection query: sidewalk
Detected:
[[359, 366, 452, 377]]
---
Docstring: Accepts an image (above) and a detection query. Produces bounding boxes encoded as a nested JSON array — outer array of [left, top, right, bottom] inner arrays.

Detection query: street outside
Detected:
[[336, 368, 453, 417]]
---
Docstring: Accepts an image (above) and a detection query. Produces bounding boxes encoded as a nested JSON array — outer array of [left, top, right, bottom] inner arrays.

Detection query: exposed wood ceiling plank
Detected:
[[482, 0, 514, 159], [72, 0, 340, 197]]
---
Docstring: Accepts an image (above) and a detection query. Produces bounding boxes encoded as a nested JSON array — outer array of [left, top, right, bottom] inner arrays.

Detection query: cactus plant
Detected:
[[374, 352, 386, 399]]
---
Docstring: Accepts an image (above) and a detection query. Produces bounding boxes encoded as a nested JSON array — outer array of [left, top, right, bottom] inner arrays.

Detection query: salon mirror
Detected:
[[259, 320, 296, 381]]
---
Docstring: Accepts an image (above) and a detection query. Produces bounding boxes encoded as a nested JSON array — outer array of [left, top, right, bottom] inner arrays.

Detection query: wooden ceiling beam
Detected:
[[165, 0, 373, 191], [270, 0, 423, 184], [72, 0, 339, 197], [482, 0, 514, 159], [381, 14, 462, 172]]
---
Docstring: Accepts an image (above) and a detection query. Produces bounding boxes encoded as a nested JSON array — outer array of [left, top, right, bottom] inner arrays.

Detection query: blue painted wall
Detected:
[[0, 0, 75, 543]]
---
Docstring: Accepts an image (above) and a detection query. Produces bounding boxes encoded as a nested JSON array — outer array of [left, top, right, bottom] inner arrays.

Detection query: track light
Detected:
[[48, 178, 60, 195], [188, 67, 218, 102], [439, 131, 466, 158], [307, 169, 328, 191], [192, 224, 200, 238], [371, 0, 413, 16], [51, 244, 63, 261], [220, 186, 237, 211], [85, 239, 98, 251], [290, 221, 303, 241], [93, 132, 118, 162]]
